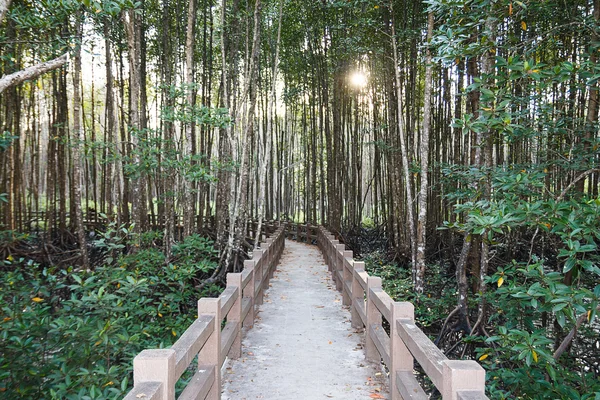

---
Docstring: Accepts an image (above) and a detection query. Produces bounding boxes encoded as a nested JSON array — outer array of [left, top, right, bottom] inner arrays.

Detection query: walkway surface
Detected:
[[222, 240, 388, 400]]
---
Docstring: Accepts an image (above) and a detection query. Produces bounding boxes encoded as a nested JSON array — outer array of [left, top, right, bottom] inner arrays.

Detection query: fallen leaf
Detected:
[[369, 393, 385, 399], [136, 394, 147, 398]]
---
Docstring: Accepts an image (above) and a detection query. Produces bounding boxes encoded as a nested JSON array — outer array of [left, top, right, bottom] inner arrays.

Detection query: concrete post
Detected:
[[226, 273, 242, 359], [133, 349, 176, 400], [351, 261, 366, 330], [441, 360, 486, 400], [330, 240, 339, 273], [335, 244, 345, 292], [390, 302, 415, 400], [197, 297, 222, 400], [365, 276, 383, 362], [252, 250, 264, 305], [265, 239, 274, 281], [243, 260, 255, 328], [342, 250, 353, 306]]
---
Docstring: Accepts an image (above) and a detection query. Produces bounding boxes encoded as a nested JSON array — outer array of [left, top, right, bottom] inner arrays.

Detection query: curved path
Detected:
[[222, 240, 388, 399]]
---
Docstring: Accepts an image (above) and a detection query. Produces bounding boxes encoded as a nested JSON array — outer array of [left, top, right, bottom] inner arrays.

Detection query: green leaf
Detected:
[[563, 257, 576, 273], [552, 303, 567, 312], [556, 311, 566, 328]]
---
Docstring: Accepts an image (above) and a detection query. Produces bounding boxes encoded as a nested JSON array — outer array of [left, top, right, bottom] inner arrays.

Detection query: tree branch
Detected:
[[553, 304, 600, 360], [0, 0, 12, 24], [0, 52, 69, 94], [556, 168, 600, 202]]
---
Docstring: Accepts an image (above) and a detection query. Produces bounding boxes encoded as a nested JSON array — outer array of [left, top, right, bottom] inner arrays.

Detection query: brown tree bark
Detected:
[[183, 0, 198, 238], [123, 7, 143, 236], [415, 12, 434, 294], [71, 10, 89, 269], [390, 0, 417, 271]]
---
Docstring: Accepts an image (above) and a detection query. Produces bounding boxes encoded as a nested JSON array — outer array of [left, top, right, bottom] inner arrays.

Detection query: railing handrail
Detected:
[[122, 225, 286, 400], [122, 222, 488, 400], [316, 226, 489, 400]]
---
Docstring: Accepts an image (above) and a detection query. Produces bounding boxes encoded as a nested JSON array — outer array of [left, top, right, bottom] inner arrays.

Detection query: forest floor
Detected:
[[221, 240, 388, 399]]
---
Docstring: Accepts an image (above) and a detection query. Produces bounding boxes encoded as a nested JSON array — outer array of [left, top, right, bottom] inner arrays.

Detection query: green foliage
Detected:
[[439, 163, 600, 397], [475, 261, 600, 398], [0, 232, 220, 399], [0, 132, 18, 152], [363, 253, 458, 328]]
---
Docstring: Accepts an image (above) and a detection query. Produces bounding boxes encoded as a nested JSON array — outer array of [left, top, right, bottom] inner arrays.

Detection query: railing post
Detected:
[[330, 239, 339, 273], [351, 261, 366, 330], [226, 273, 242, 359], [365, 276, 383, 362], [197, 298, 222, 400], [390, 302, 415, 400], [266, 238, 275, 278], [342, 250, 353, 306], [317, 227, 321, 249], [243, 260, 256, 328], [441, 360, 486, 400], [335, 244, 345, 292], [132, 349, 176, 400], [253, 250, 264, 305], [277, 228, 284, 262]]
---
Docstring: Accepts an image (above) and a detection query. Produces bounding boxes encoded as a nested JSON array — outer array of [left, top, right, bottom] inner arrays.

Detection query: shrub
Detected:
[[0, 234, 220, 399]]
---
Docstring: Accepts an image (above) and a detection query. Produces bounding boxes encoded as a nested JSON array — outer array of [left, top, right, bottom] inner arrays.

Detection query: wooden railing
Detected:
[[281, 222, 319, 243], [122, 225, 286, 400], [317, 226, 489, 400]]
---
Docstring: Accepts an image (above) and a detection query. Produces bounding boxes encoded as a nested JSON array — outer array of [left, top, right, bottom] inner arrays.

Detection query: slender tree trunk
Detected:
[[415, 12, 434, 294], [71, 10, 89, 269], [255, 0, 282, 247], [103, 21, 116, 219], [123, 8, 142, 235], [472, 2, 498, 335], [390, 0, 416, 271], [224, 0, 262, 270], [183, 0, 197, 237]]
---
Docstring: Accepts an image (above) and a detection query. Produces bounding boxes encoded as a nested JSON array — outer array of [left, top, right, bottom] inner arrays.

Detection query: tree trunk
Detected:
[[255, 0, 283, 247], [415, 12, 434, 294], [71, 10, 89, 269], [183, 0, 197, 238], [390, 0, 416, 272], [123, 8, 142, 235]]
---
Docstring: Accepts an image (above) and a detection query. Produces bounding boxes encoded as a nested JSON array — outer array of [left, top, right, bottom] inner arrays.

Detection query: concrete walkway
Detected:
[[222, 240, 388, 400]]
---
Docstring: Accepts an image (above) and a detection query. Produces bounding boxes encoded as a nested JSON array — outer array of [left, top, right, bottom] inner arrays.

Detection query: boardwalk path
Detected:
[[222, 240, 388, 399]]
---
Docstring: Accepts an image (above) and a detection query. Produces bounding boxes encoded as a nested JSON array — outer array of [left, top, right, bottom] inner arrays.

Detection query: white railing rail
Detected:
[[317, 226, 489, 400]]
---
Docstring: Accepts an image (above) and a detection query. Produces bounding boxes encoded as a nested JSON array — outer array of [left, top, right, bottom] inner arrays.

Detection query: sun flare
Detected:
[[350, 71, 367, 88]]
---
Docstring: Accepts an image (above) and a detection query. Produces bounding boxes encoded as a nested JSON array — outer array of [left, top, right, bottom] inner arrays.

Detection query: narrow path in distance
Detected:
[[222, 240, 388, 400]]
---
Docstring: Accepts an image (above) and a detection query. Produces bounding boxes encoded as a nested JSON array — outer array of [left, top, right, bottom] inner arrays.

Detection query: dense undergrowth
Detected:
[[0, 229, 221, 399], [357, 222, 600, 399]]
